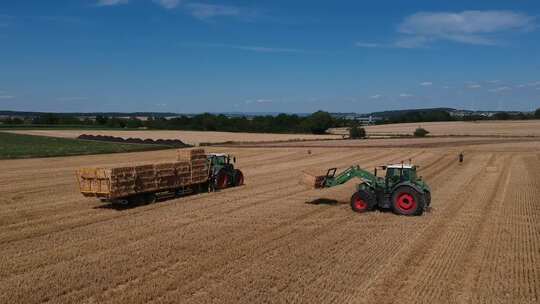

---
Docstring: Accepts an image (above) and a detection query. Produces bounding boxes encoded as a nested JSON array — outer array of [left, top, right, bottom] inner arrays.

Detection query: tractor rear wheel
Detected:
[[234, 169, 244, 186], [391, 186, 425, 216], [215, 170, 229, 190], [350, 190, 375, 213]]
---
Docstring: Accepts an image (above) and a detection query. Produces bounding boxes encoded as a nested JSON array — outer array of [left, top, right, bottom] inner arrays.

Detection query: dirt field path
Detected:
[[0, 144, 538, 303]]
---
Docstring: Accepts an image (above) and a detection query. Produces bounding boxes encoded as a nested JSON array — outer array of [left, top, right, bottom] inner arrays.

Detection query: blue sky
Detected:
[[0, 0, 539, 113]]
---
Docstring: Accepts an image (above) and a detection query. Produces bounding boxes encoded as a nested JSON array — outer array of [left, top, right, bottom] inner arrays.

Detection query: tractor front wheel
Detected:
[[350, 190, 375, 213], [391, 186, 425, 216], [234, 169, 244, 186]]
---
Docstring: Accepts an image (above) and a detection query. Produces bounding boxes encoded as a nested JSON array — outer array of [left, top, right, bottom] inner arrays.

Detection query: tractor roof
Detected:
[[387, 164, 415, 169], [208, 153, 228, 157]]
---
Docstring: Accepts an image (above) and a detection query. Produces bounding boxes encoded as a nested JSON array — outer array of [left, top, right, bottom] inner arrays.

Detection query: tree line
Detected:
[[378, 108, 540, 124], [2, 108, 540, 134], [0, 111, 348, 134]]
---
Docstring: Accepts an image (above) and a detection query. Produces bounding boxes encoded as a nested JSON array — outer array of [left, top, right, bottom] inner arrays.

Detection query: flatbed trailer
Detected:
[[76, 149, 244, 205]]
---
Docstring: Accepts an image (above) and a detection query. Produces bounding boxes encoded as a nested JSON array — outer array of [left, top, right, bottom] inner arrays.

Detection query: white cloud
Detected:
[[489, 86, 511, 93], [369, 94, 382, 99], [152, 0, 181, 9], [467, 84, 482, 89], [528, 81, 540, 87], [487, 80, 501, 84], [420, 82, 433, 86], [442, 85, 451, 89], [399, 93, 413, 98], [186, 3, 255, 20], [96, 0, 129, 6], [397, 10, 536, 46], [0, 95, 15, 99], [516, 84, 527, 88]]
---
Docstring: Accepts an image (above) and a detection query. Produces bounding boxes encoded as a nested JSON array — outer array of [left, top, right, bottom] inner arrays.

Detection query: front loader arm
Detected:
[[323, 165, 377, 188]]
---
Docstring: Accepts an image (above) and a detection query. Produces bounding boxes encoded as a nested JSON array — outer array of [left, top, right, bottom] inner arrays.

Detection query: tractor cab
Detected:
[[382, 164, 417, 185], [208, 153, 235, 167], [207, 153, 244, 190]]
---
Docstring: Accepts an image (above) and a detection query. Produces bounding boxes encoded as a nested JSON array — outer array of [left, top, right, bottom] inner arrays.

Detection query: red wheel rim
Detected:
[[396, 193, 416, 211], [353, 197, 368, 210], [217, 173, 228, 189]]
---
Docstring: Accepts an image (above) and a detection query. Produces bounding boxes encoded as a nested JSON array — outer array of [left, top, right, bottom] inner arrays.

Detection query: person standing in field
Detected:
[[459, 152, 464, 164]]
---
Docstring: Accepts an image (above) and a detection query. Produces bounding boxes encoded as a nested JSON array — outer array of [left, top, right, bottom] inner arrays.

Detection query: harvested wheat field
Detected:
[[329, 120, 540, 137], [6, 130, 341, 145], [1, 137, 539, 303]]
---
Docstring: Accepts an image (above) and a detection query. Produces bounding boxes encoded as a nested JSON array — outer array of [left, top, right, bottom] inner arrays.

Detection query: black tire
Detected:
[[391, 186, 425, 216], [234, 169, 244, 186], [425, 191, 431, 207], [144, 193, 157, 204], [215, 170, 229, 190], [350, 189, 376, 213]]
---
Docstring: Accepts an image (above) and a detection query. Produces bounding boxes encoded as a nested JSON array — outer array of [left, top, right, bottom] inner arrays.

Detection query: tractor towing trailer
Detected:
[[76, 149, 244, 205]]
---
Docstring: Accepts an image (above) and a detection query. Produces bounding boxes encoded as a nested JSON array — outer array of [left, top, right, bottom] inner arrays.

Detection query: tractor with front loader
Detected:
[[304, 163, 431, 216]]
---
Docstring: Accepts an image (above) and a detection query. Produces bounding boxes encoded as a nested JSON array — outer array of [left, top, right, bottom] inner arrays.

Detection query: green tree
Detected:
[[349, 124, 366, 139], [305, 111, 334, 134], [414, 127, 429, 137], [493, 112, 510, 120], [535, 108, 540, 118], [126, 117, 144, 128]]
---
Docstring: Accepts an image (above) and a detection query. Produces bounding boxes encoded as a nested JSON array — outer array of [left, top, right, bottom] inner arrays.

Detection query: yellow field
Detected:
[[328, 120, 540, 137], [365, 120, 540, 136], [1, 133, 539, 303]]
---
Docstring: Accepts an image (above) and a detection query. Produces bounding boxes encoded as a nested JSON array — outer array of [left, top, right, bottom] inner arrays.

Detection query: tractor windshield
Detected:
[[386, 168, 416, 182], [211, 156, 227, 166]]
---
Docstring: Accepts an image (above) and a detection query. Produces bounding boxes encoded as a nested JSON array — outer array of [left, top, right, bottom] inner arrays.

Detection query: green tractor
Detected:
[[208, 153, 244, 190], [306, 163, 431, 216]]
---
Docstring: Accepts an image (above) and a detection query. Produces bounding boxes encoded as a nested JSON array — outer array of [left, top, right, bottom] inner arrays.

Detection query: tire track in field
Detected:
[[467, 155, 540, 303], [388, 154, 513, 303]]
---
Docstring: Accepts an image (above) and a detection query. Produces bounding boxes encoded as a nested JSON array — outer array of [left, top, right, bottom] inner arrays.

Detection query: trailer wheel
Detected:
[[391, 186, 425, 216], [115, 198, 131, 206], [234, 169, 244, 186], [216, 170, 229, 189], [144, 193, 157, 204], [350, 190, 375, 213]]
